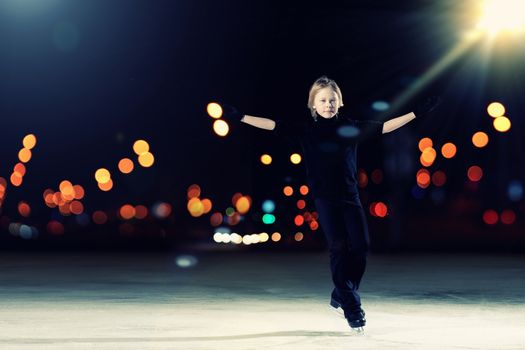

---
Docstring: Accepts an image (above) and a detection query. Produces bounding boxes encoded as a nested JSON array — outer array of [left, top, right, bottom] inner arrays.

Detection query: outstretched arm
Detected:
[[382, 112, 416, 134], [241, 114, 276, 131]]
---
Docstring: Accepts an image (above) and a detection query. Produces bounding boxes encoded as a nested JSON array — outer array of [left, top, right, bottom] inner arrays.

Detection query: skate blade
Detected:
[[328, 305, 345, 319], [351, 326, 365, 334]]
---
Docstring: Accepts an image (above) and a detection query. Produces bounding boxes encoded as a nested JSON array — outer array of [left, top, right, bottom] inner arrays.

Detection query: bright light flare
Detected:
[[477, 0, 525, 36]]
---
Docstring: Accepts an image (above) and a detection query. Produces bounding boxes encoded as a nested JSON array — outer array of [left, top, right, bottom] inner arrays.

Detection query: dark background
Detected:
[[1, 0, 524, 252]]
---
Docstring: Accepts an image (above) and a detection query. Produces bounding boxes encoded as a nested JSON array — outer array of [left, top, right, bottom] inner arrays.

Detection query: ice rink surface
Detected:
[[1, 251, 524, 349]]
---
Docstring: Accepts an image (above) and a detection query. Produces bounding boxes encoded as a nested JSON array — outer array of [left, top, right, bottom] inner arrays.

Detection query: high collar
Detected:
[[313, 111, 339, 123]]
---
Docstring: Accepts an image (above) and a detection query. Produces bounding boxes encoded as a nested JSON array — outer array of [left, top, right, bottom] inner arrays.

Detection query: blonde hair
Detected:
[[307, 76, 344, 117]]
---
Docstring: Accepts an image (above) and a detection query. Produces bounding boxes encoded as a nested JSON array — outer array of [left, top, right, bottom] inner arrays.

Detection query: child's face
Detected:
[[313, 87, 340, 119]]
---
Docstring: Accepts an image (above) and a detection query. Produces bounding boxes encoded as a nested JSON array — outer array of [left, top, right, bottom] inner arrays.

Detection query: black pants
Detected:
[[314, 198, 370, 314]]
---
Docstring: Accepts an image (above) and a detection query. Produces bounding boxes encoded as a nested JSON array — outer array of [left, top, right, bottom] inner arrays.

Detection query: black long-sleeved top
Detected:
[[272, 112, 384, 206]]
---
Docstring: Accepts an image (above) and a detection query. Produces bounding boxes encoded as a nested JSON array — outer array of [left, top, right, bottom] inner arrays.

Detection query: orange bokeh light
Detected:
[[118, 158, 134, 174], [18, 148, 32, 163], [283, 186, 293, 196], [441, 143, 457, 159], [23, 134, 37, 149], [98, 179, 114, 191], [472, 132, 489, 148], [120, 204, 136, 220], [299, 185, 309, 195], [418, 138, 433, 152]]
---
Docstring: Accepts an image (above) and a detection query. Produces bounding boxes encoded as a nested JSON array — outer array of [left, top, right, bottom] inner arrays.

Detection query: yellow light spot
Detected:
[[290, 153, 302, 164], [18, 148, 32, 163], [213, 119, 229, 137], [271, 232, 281, 242], [421, 147, 437, 166], [95, 168, 111, 184], [418, 137, 433, 152], [472, 132, 489, 148], [283, 186, 293, 196], [138, 152, 155, 167], [133, 140, 150, 155], [493, 116, 511, 132], [188, 198, 204, 217], [260, 154, 272, 165], [98, 179, 114, 191], [487, 102, 505, 118], [207, 102, 223, 119], [235, 196, 251, 214], [23, 134, 37, 149], [441, 143, 457, 159], [259, 232, 269, 242], [118, 158, 134, 174]]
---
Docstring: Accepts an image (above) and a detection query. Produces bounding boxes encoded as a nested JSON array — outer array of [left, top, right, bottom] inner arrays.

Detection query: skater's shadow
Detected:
[[2, 331, 353, 345]]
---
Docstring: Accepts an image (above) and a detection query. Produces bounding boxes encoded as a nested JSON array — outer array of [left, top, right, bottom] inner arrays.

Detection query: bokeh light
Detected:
[[290, 153, 302, 164], [441, 143, 457, 159], [14, 163, 26, 176], [271, 232, 281, 242], [213, 119, 229, 137], [420, 148, 437, 167], [262, 200, 275, 213], [133, 140, 150, 155], [92, 211, 108, 225], [297, 199, 306, 210], [18, 201, 31, 217], [152, 202, 172, 218], [417, 169, 431, 189], [500, 210, 516, 225], [138, 152, 155, 167], [371, 169, 383, 184], [206, 102, 223, 119], [294, 232, 304, 242], [299, 185, 309, 195], [487, 102, 505, 118], [22, 134, 37, 149], [118, 158, 134, 174], [493, 116, 511, 132], [294, 215, 304, 226], [418, 137, 433, 152], [18, 148, 32, 163], [235, 196, 251, 214], [262, 214, 276, 224], [95, 168, 111, 184], [187, 184, 201, 199], [283, 186, 293, 196], [482, 210, 498, 225], [471, 132, 489, 148], [467, 166, 483, 182], [507, 180, 523, 201], [120, 204, 136, 220], [98, 179, 114, 191], [358, 169, 368, 188], [260, 154, 272, 165], [432, 171, 447, 187]]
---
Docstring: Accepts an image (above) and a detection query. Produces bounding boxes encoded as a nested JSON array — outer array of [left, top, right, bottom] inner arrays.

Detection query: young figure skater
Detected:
[[237, 76, 420, 332]]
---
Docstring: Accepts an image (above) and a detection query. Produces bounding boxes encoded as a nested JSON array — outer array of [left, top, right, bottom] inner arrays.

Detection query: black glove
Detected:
[[221, 104, 245, 123], [414, 95, 442, 119]]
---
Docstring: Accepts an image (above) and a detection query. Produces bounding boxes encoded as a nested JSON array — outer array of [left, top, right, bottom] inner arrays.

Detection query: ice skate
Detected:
[[345, 308, 366, 334]]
